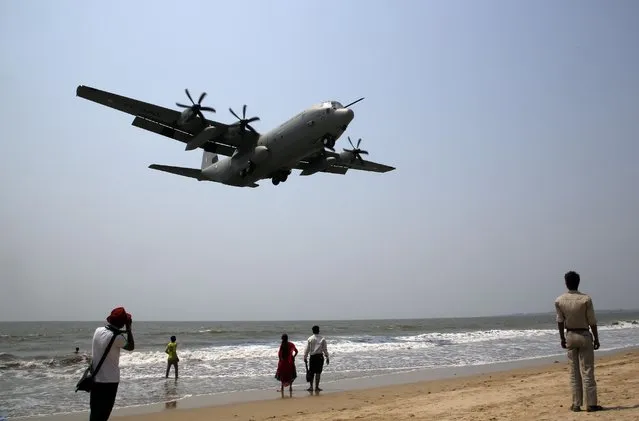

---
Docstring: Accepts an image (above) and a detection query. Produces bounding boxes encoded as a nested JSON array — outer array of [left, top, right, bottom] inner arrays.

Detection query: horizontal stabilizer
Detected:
[[148, 164, 202, 180]]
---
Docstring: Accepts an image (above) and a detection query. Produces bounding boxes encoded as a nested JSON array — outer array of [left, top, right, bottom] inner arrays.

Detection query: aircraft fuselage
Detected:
[[200, 101, 354, 186]]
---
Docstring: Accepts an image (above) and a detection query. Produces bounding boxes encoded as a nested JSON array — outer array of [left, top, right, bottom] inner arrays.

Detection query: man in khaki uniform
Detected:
[[554, 271, 603, 413]]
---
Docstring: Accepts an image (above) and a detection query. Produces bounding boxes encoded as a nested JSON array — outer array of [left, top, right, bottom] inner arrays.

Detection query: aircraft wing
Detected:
[[331, 158, 396, 173], [324, 150, 394, 173], [131, 117, 237, 157], [76, 85, 251, 153], [295, 150, 395, 175], [295, 161, 349, 175]]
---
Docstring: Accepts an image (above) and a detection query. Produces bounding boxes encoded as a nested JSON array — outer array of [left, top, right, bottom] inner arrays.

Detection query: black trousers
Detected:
[[90, 382, 119, 421], [309, 354, 324, 375]]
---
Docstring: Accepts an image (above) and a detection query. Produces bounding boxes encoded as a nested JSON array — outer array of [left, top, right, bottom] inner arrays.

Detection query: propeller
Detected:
[[344, 97, 365, 108], [176, 89, 216, 123], [343, 136, 369, 164], [229, 105, 260, 134]]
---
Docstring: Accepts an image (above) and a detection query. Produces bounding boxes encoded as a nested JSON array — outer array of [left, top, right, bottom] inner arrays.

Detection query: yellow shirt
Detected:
[[166, 342, 178, 361]]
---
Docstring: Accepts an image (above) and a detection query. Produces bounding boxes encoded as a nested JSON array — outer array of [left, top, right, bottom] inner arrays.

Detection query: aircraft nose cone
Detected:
[[345, 107, 354, 120], [337, 107, 354, 123]]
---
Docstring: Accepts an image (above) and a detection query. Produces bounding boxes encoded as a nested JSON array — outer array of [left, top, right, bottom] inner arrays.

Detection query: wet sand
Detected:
[[111, 349, 639, 421]]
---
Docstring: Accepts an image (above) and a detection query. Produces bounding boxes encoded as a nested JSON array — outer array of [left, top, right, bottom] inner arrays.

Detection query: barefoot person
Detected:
[[90, 307, 135, 421], [555, 271, 603, 413], [165, 336, 179, 379], [303, 325, 329, 392], [275, 333, 298, 396]]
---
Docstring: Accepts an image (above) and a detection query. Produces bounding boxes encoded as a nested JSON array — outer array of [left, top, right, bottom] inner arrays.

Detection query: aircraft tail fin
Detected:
[[201, 151, 218, 170]]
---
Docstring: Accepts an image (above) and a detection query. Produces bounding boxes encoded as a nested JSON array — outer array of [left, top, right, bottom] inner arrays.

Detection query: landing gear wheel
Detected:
[[281, 174, 288, 182], [272, 178, 280, 186], [323, 136, 336, 150]]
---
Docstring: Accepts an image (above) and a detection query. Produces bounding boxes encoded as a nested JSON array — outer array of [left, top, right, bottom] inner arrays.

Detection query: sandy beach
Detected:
[[108, 349, 639, 421]]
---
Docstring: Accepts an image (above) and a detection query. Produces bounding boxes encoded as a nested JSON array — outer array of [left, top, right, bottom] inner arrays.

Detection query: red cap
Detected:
[[106, 307, 132, 327]]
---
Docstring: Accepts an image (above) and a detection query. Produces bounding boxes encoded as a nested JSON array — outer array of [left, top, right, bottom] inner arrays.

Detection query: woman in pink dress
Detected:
[[275, 333, 298, 396]]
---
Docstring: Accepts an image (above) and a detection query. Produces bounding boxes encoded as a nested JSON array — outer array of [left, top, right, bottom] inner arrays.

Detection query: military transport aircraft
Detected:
[[75, 86, 395, 188]]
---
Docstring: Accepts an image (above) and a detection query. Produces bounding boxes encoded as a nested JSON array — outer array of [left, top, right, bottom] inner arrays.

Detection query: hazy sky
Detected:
[[1, 1, 637, 322]]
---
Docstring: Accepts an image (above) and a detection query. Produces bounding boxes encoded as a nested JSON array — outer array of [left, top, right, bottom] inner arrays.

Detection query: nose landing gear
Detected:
[[322, 135, 336, 151]]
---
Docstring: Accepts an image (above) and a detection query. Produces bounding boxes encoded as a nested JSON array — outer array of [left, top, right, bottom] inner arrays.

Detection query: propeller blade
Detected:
[[344, 97, 364, 108], [229, 108, 241, 121], [200, 106, 216, 113], [245, 116, 260, 123], [198, 92, 207, 104], [185, 89, 194, 104], [176, 103, 190, 108], [357, 138, 362, 148], [242, 104, 247, 119], [246, 124, 258, 134], [359, 150, 369, 155], [348, 136, 355, 148]]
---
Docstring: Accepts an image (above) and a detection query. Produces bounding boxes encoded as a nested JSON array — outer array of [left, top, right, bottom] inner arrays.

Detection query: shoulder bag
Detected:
[[75, 328, 120, 393]]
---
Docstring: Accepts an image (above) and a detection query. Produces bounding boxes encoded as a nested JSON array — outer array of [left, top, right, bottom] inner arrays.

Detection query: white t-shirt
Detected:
[[304, 334, 329, 359], [91, 326, 127, 383]]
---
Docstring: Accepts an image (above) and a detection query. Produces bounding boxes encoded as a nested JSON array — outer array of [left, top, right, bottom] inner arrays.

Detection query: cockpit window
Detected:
[[320, 101, 343, 109]]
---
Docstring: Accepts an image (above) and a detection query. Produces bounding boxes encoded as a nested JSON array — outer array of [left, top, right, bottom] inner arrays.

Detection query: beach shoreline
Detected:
[[26, 346, 639, 421], [5, 314, 637, 418]]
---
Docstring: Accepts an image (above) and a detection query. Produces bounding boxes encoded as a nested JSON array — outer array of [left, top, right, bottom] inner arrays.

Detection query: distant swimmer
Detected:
[[275, 333, 298, 397], [165, 336, 179, 379], [303, 325, 329, 393], [75, 347, 80, 354], [555, 271, 603, 413], [90, 307, 135, 421]]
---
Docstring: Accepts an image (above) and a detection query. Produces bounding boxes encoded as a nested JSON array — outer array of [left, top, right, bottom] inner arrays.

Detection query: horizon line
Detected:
[[1, 308, 637, 323]]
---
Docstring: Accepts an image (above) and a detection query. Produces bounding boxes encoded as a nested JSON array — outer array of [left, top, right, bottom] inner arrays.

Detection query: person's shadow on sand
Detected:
[[598, 404, 639, 411]]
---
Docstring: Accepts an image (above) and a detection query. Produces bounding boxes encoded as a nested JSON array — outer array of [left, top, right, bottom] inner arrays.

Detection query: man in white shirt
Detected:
[[303, 325, 329, 392], [555, 271, 603, 413], [90, 307, 135, 421]]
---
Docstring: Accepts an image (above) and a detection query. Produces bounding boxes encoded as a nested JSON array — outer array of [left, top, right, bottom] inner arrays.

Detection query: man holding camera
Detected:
[[90, 307, 135, 421]]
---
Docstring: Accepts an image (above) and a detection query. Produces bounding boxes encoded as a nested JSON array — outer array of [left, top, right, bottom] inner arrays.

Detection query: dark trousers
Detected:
[[309, 354, 324, 374], [166, 360, 178, 378], [89, 382, 119, 421]]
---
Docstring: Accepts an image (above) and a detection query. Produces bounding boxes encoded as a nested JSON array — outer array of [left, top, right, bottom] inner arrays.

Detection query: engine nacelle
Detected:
[[178, 108, 195, 126], [339, 151, 354, 162], [300, 156, 337, 176], [252, 145, 270, 163], [185, 126, 218, 151]]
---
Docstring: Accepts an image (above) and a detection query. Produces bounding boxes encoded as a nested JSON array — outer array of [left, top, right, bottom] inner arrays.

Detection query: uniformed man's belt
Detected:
[[566, 328, 589, 332]]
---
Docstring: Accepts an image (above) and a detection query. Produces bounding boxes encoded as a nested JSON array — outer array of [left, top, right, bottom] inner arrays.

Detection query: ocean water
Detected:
[[1, 311, 638, 418]]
